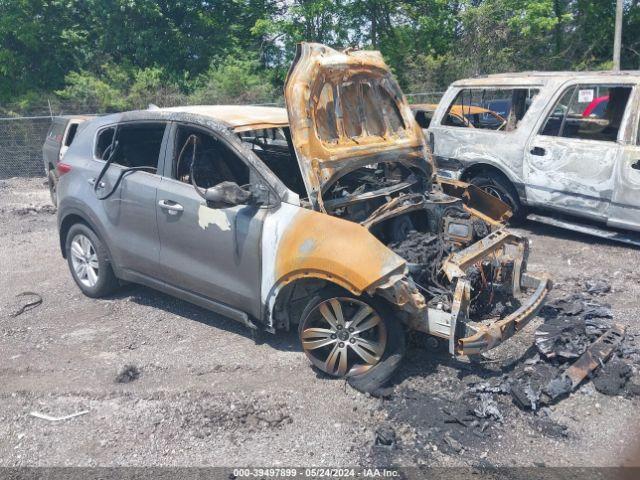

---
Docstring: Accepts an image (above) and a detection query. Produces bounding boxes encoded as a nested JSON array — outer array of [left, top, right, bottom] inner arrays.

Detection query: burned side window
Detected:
[[540, 84, 632, 143], [316, 83, 339, 142], [106, 123, 166, 170], [239, 127, 307, 197], [95, 127, 115, 160], [413, 109, 432, 129], [443, 88, 539, 131], [174, 126, 249, 189]]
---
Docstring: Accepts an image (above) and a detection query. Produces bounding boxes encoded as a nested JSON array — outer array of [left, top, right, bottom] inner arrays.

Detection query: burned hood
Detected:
[[284, 42, 433, 207]]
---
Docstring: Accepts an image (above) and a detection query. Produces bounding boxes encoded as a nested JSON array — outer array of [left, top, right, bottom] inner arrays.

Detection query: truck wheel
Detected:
[[469, 172, 525, 221], [65, 223, 119, 298], [298, 288, 405, 393], [48, 169, 58, 207]]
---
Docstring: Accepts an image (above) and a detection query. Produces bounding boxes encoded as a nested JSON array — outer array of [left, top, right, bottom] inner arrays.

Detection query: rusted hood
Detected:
[[284, 42, 433, 207]]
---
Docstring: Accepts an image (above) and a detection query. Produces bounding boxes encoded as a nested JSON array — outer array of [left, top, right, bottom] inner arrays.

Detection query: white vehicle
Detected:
[[426, 71, 640, 244]]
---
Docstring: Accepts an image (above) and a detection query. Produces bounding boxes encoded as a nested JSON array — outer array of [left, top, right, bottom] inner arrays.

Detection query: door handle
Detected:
[[632, 160, 640, 170], [530, 146, 546, 156], [158, 199, 184, 214], [88, 178, 105, 188]]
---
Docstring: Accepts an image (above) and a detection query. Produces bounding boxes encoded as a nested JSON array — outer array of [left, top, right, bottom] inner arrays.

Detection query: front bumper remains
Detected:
[[382, 228, 552, 357], [455, 271, 551, 355]]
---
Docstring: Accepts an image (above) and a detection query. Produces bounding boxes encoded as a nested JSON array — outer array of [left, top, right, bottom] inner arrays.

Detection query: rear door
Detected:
[[43, 119, 66, 171], [524, 83, 633, 221], [155, 122, 266, 318], [92, 121, 169, 277]]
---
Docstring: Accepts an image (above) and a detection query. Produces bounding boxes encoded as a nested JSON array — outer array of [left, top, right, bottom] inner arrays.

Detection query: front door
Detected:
[[609, 128, 640, 232], [524, 83, 633, 221], [155, 123, 265, 318]]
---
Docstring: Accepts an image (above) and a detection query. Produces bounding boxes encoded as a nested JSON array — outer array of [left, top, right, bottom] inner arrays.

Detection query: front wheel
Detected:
[[469, 172, 525, 221], [298, 289, 405, 393]]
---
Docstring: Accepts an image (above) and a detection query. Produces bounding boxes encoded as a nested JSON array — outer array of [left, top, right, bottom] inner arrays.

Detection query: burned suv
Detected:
[[56, 43, 550, 392]]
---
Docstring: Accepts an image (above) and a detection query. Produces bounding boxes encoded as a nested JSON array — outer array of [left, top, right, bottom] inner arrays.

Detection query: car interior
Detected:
[[239, 127, 307, 197], [444, 88, 539, 131], [95, 123, 165, 171], [541, 85, 632, 142], [174, 126, 250, 189]]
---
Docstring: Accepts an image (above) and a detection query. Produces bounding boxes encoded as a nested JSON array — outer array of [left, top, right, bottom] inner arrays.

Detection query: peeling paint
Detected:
[[197, 204, 231, 231]]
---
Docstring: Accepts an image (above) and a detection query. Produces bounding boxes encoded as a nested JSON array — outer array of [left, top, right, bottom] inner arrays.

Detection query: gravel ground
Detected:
[[1, 177, 639, 468]]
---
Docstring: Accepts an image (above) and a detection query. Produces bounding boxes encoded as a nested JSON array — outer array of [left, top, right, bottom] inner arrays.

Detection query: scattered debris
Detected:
[[585, 279, 611, 295], [443, 432, 463, 453], [473, 393, 503, 422], [13, 204, 56, 215], [29, 410, 89, 422], [115, 364, 141, 383], [535, 316, 612, 360], [592, 359, 633, 396], [7, 291, 43, 318], [373, 425, 396, 449], [562, 324, 626, 391]]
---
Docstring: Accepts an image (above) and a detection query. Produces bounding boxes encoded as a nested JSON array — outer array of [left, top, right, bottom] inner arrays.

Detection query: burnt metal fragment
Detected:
[[373, 425, 396, 449]]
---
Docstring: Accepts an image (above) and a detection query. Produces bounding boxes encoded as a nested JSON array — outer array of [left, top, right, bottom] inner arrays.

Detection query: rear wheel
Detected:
[[298, 289, 405, 393], [469, 172, 524, 221], [65, 223, 119, 298]]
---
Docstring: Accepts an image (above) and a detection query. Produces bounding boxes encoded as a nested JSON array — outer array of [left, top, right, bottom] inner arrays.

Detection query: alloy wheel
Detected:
[[70, 234, 99, 288], [300, 297, 387, 377]]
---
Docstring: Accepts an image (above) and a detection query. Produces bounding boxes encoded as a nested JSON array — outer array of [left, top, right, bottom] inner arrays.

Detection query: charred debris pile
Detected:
[[389, 226, 512, 318], [372, 278, 639, 459]]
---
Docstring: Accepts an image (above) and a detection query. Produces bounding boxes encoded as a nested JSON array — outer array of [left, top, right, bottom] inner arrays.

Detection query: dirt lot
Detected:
[[1, 177, 639, 469]]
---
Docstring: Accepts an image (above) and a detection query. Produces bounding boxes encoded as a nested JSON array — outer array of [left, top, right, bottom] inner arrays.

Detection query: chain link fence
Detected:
[[0, 116, 53, 179], [0, 91, 444, 179]]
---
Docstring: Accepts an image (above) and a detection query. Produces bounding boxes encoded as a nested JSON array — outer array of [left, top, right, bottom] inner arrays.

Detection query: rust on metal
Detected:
[[274, 208, 406, 295], [564, 323, 626, 389], [457, 272, 551, 355]]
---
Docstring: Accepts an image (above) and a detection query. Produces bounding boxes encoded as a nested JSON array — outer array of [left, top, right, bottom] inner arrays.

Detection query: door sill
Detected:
[[119, 269, 259, 329], [527, 213, 640, 247]]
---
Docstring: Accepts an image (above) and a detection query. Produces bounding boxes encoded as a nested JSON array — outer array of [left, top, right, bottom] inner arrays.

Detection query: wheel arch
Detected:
[[264, 273, 395, 332], [58, 209, 116, 270], [459, 162, 525, 202]]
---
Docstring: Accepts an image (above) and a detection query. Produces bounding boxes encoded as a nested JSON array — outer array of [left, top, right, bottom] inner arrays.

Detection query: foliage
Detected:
[[189, 55, 277, 105], [1, 0, 638, 113]]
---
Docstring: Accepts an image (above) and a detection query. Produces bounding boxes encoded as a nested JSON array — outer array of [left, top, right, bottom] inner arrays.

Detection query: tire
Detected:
[[65, 223, 119, 298], [48, 169, 58, 207], [469, 172, 525, 221], [298, 288, 406, 393]]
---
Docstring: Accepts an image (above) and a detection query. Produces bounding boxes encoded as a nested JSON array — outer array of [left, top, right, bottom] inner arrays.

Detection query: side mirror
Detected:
[[204, 181, 252, 208]]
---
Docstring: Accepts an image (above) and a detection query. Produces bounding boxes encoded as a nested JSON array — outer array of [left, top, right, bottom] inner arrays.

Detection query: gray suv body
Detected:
[[56, 43, 549, 391]]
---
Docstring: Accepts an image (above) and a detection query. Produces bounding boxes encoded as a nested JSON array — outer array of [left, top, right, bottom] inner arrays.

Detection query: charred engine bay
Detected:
[[323, 162, 427, 227], [325, 163, 502, 316]]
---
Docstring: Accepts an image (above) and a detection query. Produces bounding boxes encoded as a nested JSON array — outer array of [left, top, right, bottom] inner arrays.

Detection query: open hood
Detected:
[[284, 42, 433, 208]]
